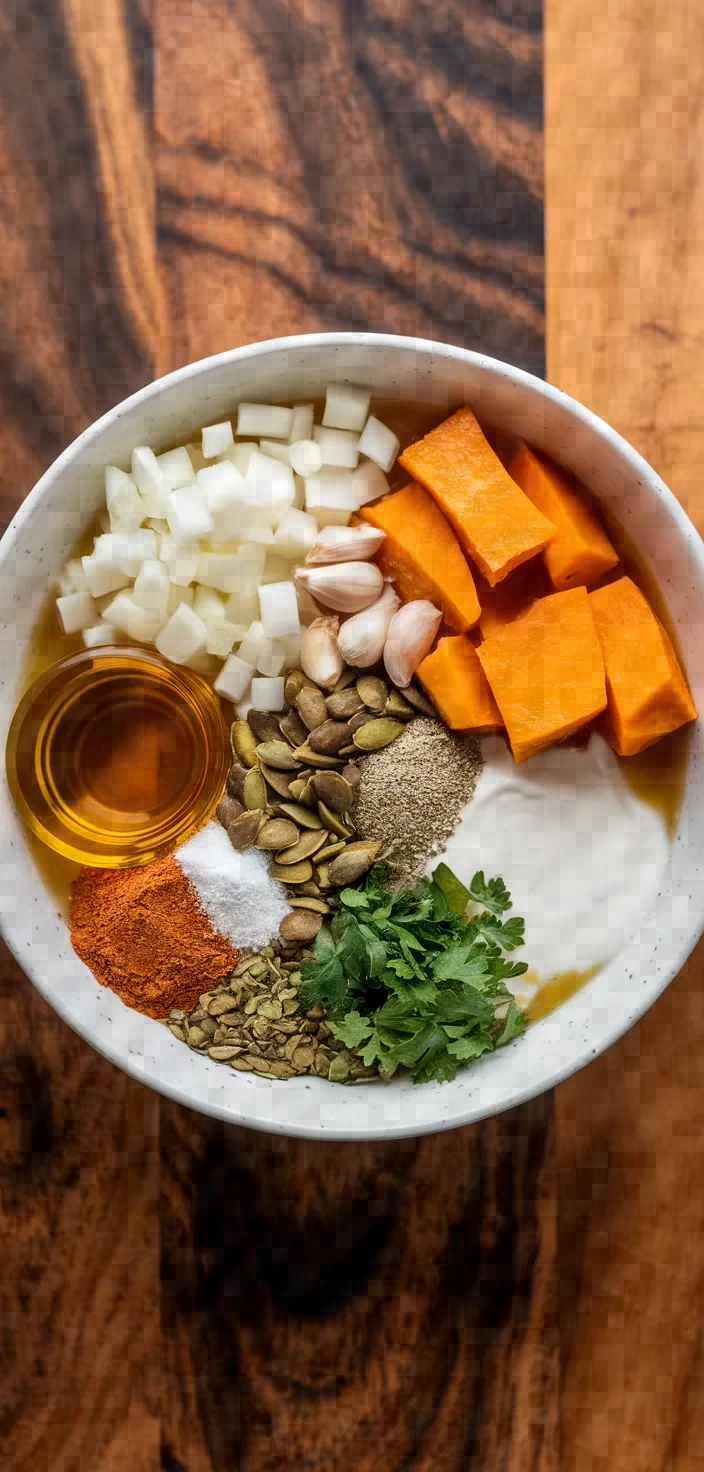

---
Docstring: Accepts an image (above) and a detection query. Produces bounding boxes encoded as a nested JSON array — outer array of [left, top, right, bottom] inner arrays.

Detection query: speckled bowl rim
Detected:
[[1, 331, 703, 1140]]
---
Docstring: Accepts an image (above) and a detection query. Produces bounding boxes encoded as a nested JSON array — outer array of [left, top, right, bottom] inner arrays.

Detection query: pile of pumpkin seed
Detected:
[[166, 944, 378, 1082], [215, 665, 437, 946]]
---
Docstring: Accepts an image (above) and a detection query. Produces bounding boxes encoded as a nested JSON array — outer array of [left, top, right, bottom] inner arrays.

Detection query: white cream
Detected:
[[434, 734, 669, 998]]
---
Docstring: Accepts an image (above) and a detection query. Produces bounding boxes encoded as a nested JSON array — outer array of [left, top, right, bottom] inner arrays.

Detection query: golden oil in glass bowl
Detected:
[[5, 646, 229, 867]]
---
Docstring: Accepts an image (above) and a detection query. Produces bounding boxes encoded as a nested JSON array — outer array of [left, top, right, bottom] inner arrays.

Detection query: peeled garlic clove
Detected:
[[306, 524, 386, 566], [300, 615, 344, 690], [338, 582, 400, 668], [383, 600, 442, 688], [296, 561, 384, 614]]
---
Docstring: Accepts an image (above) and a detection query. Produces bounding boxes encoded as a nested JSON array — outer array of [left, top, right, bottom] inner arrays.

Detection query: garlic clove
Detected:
[[295, 561, 384, 614], [338, 583, 400, 668], [300, 615, 344, 689], [383, 600, 442, 688], [305, 524, 386, 566]]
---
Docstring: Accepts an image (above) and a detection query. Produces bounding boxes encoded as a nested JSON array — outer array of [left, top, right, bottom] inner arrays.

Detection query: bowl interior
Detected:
[[1, 334, 703, 1139]]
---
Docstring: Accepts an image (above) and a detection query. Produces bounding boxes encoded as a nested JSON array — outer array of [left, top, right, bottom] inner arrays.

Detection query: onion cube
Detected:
[[206, 620, 243, 659], [132, 559, 170, 617], [250, 676, 285, 712], [304, 473, 358, 526], [165, 585, 194, 618], [244, 450, 296, 529], [214, 654, 255, 702], [101, 591, 162, 643], [185, 441, 208, 473], [256, 641, 286, 678], [224, 584, 260, 627], [273, 506, 318, 558], [157, 447, 196, 490], [83, 623, 120, 649], [258, 581, 300, 640], [313, 426, 360, 469], [278, 631, 301, 670], [236, 404, 294, 439], [81, 553, 130, 599], [57, 591, 98, 635], [223, 441, 257, 476], [131, 446, 168, 517], [167, 487, 214, 543], [94, 529, 157, 578], [243, 525, 275, 545], [322, 383, 371, 432], [289, 439, 323, 477], [289, 403, 315, 443], [259, 439, 292, 465], [357, 416, 400, 473], [197, 461, 246, 545], [202, 421, 235, 459], [58, 558, 91, 596], [155, 604, 208, 665], [160, 536, 200, 587], [193, 585, 226, 626], [237, 620, 267, 669], [105, 466, 144, 532], [351, 458, 390, 508], [195, 553, 245, 594]]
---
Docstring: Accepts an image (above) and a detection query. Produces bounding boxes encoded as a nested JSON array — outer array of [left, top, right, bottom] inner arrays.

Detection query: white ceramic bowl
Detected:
[[1, 333, 703, 1140]]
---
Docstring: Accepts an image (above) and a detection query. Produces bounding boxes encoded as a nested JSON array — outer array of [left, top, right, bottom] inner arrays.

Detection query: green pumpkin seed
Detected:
[[227, 810, 264, 851], [243, 766, 268, 810], [216, 793, 243, 829], [255, 740, 302, 771], [338, 745, 358, 757], [284, 669, 317, 706], [278, 802, 324, 830], [316, 800, 350, 840], [328, 844, 380, 886], [247, 710, 282, 744], [386, 689, 415, 720], [297, 880, 322, 897], [296, 686, 328, 730], [271, 859, 314, 885], [288, 897, 331, 915], [401, 682, 437, 717], [341, 763, 361, 793], [226, 761, 247, 800], [333, 668, 358, 692], [279, 708, 309, 748], [279, 909, 323, 942], [315, 863, 331, 889], [259, 762, 293, 801], [308, 719, 352, 755], [353, 718, 404, 752], [348, 709, 375, 733], [255, 818, 299, 851], [231, 719, 258, 768], [315, 839, 347, 863], [326, 688, 364, 720], [356, 675, 388, 711], [275, 830, 328, 865], [311, 771, 354, 814], [293, 744, 344, 768]]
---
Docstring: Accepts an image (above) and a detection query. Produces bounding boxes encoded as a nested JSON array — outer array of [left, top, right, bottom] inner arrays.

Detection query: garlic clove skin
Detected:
[[383, 600, 442, 688], [296, 561, 384, 614], [305, 524, 386, 566], [300, 615, 344, 689], [338, 583, 400, 668]]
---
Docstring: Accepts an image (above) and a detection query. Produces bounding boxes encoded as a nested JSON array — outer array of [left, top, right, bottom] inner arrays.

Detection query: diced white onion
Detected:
[[101, 591, 162, 644], [202, 421, 234, 459], [206, 621, 242, 659], [193, 585, 227, 626], [322, 382, 371, 432], [250, 676, 285, 711], [289, 439, 323, 477], [288, 403, 315, 443], [196, 552, 251, 595], [56, 591, 98, 635], [256, 640, 286, 678], [259, 439, 292, 465], [350, 458, 390, 507], [244, 450, 296, 529], [214, 654, 255, 702], [313, 426, 360, 469], [273, 506, 318, 559], [258, 580, 300, 640], [81, 553, 130, 600], [131, 447, 168, 517], [132, 559, 170, 618], [304, 473, 359, 526], [59, 558, 91, 596], [237, 620, 268, 669], [155, 604, 208, 665], [105, 466, 145, 532], [156, 447, 196, 490], [222, 442, 257, 476], [165, 585, 194, 618], [357, 416, 400, 473], [236, 404, 294, 439], [82, 623, 120, 649], [160, 536, 200, 587], [167, 487, 214, 543], [261, 553, 298, 586], [197, 461, 246, 545]]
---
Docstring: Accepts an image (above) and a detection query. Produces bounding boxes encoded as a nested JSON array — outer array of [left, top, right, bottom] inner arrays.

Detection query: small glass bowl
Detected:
[[5, 646, 230, 867]]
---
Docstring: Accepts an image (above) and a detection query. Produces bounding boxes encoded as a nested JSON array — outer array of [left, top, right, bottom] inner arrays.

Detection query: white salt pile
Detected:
[[177, 822, 289, 950]]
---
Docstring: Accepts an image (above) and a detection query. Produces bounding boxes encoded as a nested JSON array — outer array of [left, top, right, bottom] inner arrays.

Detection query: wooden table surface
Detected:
[[1, 2, 703, 1467]]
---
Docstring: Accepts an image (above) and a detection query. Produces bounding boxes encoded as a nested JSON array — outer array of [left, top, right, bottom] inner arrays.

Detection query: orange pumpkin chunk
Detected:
[[417, 636, 503, 732], [589, 577, 697, 756], [476, 587, 607, 763], [509, 441, 619, 591], [399, 406, 555, 587], [477, 559, 548, 639], [359, 481, 480, 632]]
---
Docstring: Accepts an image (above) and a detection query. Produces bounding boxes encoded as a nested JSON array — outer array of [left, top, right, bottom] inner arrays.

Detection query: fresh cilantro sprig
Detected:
[[298, 864, 528, 1086]]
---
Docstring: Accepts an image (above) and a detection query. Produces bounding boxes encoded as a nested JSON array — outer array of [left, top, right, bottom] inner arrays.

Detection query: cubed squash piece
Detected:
[[476, 587, 607, 762], [588, 577, 696, 755], [359, 481, 480, 632], [477, 559, 548, 639], [417, 636, 503, 731], [399, 406, 555, 587], [509, 441, 619, 591]]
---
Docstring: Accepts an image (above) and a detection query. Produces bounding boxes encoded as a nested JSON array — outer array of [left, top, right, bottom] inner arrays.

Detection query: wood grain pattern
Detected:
[[547, 4, 704, 1467]]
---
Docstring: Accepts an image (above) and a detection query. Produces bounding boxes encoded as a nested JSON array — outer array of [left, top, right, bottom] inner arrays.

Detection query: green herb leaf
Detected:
[[468, 871, 513, 916], [329, 1011, 374, 1049], [432, 862, 472, 916]]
